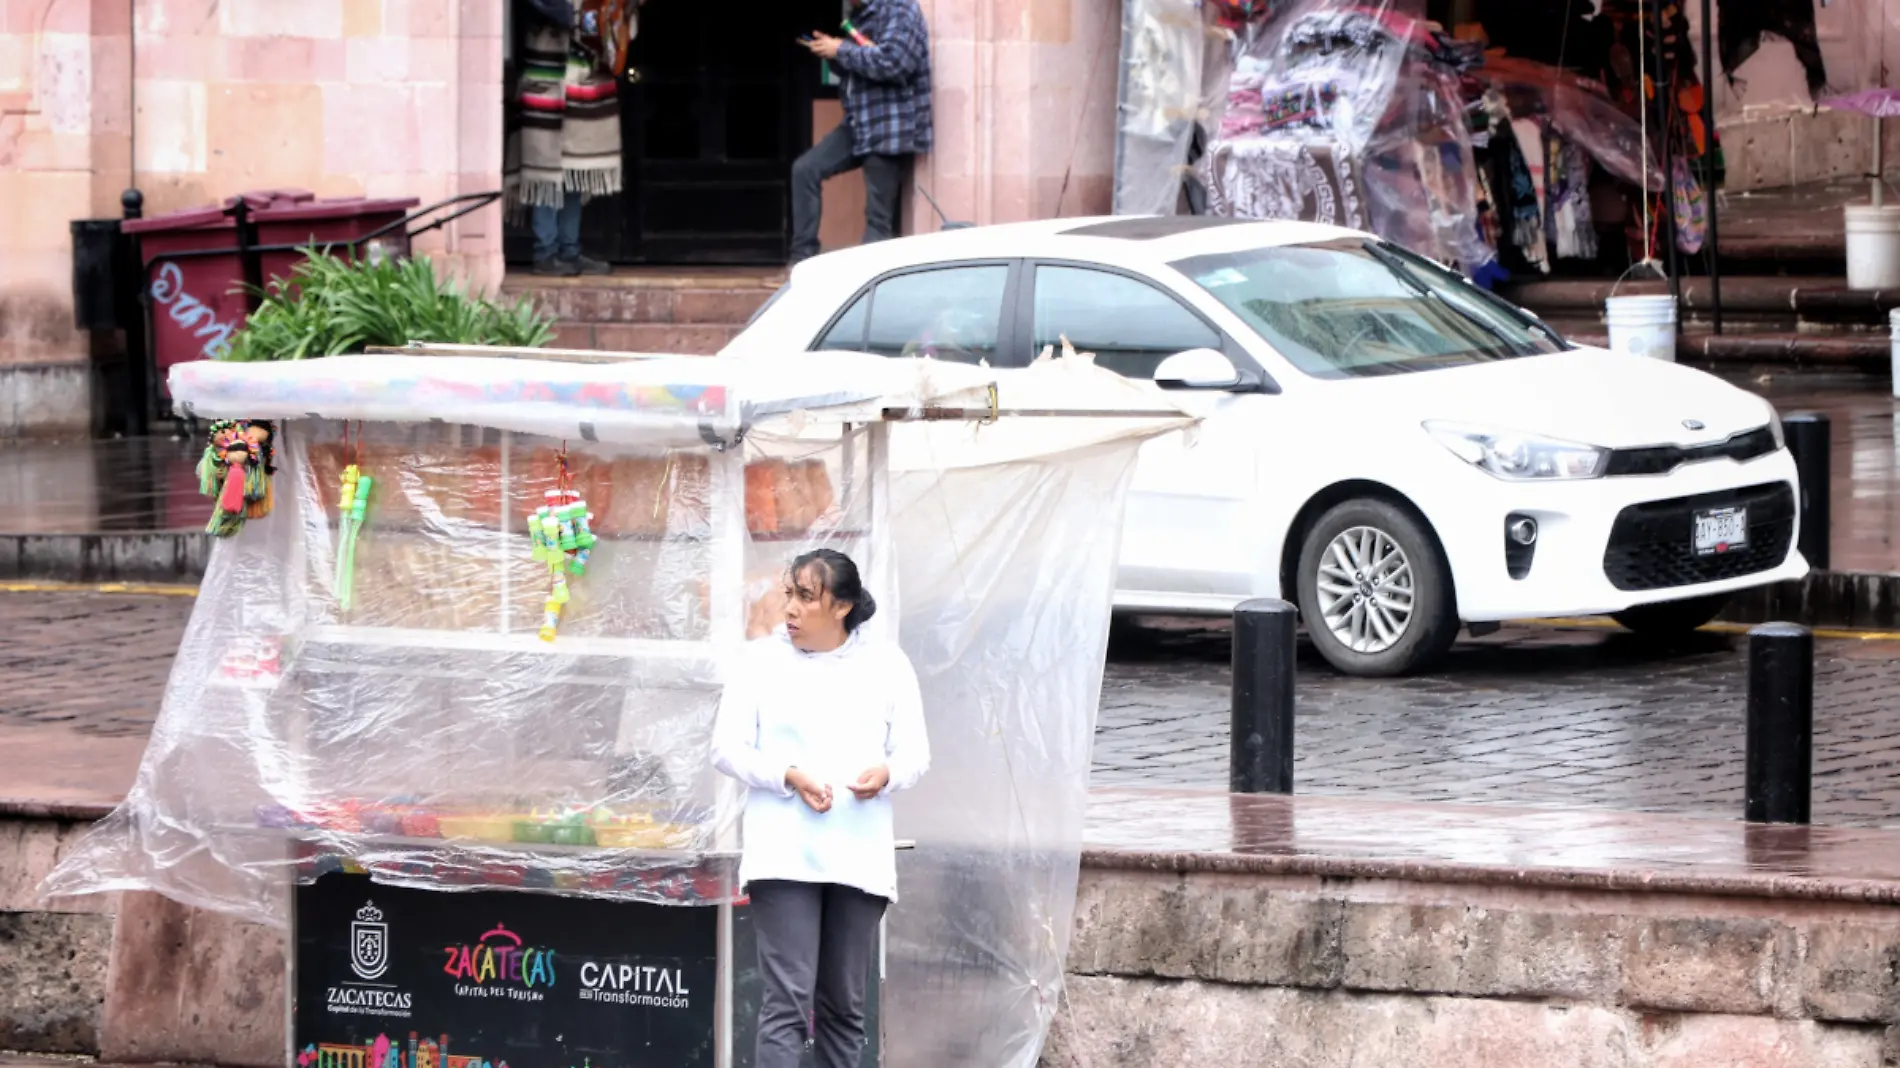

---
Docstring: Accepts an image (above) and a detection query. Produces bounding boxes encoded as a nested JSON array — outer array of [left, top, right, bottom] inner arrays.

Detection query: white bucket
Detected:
[[1846, 205, 1900, 290], [1890, 307, 1900, 398], [1605, 294, 1678, 362]]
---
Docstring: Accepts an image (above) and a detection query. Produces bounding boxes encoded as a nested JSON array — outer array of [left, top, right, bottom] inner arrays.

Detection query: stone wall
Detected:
[[0, 813, 115, 1053], [127, 0, 505, 286], [16, 814, 1900, 1067], [0, 0, 132, 435], [915, 0, 1119, 227], [1045, 865, 1900, 1068]]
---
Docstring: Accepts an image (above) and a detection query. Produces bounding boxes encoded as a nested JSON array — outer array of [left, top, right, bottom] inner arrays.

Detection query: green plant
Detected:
[[224, 249, 556, 361]]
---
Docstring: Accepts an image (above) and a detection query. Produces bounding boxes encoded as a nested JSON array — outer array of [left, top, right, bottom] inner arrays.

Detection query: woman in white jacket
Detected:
[[711, 548, 929, 1068]]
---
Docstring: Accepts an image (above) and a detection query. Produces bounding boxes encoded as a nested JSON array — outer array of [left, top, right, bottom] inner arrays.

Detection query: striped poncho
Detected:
[[506, 23, 623, 211]]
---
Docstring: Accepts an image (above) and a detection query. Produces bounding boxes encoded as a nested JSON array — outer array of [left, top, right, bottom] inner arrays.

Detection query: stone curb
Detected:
[[0, 534, 209, 585], [0, 799, 114, 822], [1080, 847, 1900, 907]]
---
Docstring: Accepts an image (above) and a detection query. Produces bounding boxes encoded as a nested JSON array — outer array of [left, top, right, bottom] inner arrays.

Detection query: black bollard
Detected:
[[1744, 623, 1813, 824], [1782, 413, 1831, 571], [1231, 599, 1296, 794]]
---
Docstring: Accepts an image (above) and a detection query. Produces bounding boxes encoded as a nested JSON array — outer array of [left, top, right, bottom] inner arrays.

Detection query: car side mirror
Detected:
[[1154, 348, 1241, 390]]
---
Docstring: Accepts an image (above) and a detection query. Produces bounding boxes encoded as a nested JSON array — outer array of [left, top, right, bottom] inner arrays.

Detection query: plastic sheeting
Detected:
[[44, 351, 1194, 1068], [1114, 0, 1209, 215], [1476, 56, 1665, 193], [1198, 0, 1493, 269]]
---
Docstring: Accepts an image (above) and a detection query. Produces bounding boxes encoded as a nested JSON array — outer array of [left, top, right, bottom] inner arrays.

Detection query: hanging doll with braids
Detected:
[[198, 419, 276, 537]]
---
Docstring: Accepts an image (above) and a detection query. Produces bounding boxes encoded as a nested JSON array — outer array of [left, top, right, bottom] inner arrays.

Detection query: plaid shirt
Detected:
[[834, 0, 933, 156]]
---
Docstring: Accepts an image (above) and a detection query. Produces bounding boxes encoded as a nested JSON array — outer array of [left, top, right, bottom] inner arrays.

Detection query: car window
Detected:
[[1172, 239, 1567, 379], [860, 266, 1008, 363], [1032, 266, 1221, 379], [817, 291, 870, 350]]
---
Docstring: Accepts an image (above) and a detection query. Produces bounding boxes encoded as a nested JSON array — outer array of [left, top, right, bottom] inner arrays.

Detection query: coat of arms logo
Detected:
[[351, 901, 390, 981]]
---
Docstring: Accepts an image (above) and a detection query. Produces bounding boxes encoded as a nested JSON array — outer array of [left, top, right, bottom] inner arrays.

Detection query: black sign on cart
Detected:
[[297, 873, 719, 1068]]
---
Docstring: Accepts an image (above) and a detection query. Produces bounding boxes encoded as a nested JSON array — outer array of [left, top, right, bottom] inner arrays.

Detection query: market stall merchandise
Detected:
[[44, 348, 1194, 1068]]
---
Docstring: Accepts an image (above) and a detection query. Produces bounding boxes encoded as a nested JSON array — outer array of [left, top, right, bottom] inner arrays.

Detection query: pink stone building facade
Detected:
[[0, 0, 1119, 435]]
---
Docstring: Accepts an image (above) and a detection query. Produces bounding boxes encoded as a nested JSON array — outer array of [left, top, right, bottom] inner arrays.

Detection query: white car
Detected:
[[724, 217, 1808, 676]]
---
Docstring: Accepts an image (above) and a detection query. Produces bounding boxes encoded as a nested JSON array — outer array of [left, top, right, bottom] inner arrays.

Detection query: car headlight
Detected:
[[1424, 422, 1610, 480], [1768, 409, 1786, 450]]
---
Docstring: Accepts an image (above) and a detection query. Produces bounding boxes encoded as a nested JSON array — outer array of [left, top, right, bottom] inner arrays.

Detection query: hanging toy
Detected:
[[526, 449, 597, 643], [241, 420, 277, 519], [332, 423, 373, 609], [197, 420, 271, 538], [335, 466, 374, 610]]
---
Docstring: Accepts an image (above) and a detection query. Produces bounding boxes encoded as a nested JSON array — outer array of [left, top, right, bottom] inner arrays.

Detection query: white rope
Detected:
[[1613, 0, 1666, 290], [1637, 0, 1655, 268]]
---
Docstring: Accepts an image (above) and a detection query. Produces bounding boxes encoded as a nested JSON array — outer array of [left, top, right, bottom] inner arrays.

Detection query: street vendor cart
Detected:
[[45, 345, 1193, 1068]]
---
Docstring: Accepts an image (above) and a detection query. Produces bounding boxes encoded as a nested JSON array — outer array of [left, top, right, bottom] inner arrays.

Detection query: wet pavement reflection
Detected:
[[0, 436, 209, 534], [1101, 620, 1900, 827], [1085, 787, 1900, 892], [1747, 381, 1899, 576]]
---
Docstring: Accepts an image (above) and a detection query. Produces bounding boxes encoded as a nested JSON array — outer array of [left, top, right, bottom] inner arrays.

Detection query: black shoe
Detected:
[[532, 258, 580, 277], [571, 255, 613, 276]]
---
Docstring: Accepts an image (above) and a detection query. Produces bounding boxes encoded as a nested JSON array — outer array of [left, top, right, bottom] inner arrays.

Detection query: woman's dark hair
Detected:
[[790, 548, 878, 633]]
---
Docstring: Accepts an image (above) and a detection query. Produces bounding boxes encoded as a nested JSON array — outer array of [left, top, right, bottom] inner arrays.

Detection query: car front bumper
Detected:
[[1424, 446, 1810, 622]]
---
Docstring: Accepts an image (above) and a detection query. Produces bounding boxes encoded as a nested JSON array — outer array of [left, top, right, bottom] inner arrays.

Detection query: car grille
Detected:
[[1602, 482, 1796, 592], [1603, 426, 1779, 477]]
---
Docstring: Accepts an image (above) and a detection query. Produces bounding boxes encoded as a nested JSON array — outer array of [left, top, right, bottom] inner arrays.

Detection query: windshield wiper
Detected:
[[1361, 242, 1549, 357]]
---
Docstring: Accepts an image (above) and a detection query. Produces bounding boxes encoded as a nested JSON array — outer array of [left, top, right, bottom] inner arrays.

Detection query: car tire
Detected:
[[1295, 498, 1459, 678], [1611, 594, 1730, 636]]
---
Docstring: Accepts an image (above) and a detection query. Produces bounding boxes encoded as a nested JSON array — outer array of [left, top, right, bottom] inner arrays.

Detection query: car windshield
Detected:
[[1172, 239, 1569, 379]]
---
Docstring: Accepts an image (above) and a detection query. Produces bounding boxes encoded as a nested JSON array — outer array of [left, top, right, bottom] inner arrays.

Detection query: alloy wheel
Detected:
[[1314, 525, 1415, 654]]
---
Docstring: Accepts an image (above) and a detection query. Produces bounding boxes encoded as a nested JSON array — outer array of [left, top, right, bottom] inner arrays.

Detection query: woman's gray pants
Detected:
[[749, 879, 888, 1068]]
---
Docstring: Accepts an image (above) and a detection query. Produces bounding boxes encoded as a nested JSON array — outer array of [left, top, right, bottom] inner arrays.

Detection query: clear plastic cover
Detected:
[[44, 353, 1192, 1068], [1476, 56, 1664, 193], [1198, 0, 1494, 268], [1114, 0, 1211, 215]]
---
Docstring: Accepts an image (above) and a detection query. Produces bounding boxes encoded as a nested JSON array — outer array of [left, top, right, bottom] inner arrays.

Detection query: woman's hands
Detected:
[[784, 765, 891, 810], [785, 767, 833, 813], [849, 764, 890, 801]]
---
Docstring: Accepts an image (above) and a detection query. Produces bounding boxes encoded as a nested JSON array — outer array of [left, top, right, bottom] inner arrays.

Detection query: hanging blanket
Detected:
[[1199, 139, 1370, 231], [506, 24, 622, 213]]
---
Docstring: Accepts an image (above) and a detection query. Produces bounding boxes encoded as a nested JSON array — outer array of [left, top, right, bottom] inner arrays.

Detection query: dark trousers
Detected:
[[750, 879, 888, 1068], [790, 124, 908, 264]]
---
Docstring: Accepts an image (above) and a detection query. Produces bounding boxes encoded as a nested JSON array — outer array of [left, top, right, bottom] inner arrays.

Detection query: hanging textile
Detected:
[[1509, 118, 1551, 273], [1200, 139, 1371, 231], [1671, 157, 1707, 255], [1547, 133, 1599, 262]]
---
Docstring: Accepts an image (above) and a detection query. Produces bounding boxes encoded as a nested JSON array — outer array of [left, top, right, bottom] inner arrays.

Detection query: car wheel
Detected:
[[1611, 594, 1730, 636], [1295, 499, 1459, 677]]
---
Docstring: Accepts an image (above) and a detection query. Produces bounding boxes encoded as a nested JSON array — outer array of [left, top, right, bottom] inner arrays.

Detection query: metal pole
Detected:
[[1744, 623, 1813, 824], [1700, 0, 1723, 333], [120, 188, 153, 437], [1653, 0, 1682, 307], [1231, 599, 1296, 794], [1783, 413, 1832, 571]]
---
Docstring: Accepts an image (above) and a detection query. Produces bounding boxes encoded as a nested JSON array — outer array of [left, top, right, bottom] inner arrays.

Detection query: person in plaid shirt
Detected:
[[795, 0, 933, 264]]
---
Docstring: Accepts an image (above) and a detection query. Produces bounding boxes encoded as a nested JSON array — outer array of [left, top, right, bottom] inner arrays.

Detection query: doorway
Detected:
[[504, 0, 844, 267]]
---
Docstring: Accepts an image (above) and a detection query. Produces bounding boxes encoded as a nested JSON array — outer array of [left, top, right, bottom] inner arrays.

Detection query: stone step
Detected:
[[548, 320, 744, 354], [1556, 323, 1892, 372], [1507, 276, 1900, 333], [501, 269, 783, 327]]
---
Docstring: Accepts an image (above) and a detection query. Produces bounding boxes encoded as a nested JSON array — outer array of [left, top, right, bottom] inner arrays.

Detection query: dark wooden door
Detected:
[[503, 0, 840, 266], [617, 0, 836, 264]]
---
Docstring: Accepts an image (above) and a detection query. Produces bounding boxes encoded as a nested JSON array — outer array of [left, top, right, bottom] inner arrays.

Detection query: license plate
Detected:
[[1693, 506, 1748, 556]]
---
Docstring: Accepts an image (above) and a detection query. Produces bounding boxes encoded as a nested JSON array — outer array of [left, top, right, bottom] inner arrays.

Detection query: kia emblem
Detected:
[[1682, 419, 1706, 431]]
